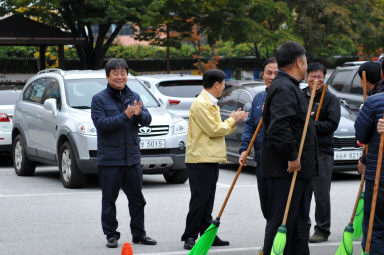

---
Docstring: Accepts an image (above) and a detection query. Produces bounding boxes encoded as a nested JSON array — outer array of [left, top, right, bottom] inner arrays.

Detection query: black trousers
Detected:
[[310, 154, 333, 237], [255, 159, 268, 219], [263, 177, 312, 255], [98, 164, 146, 240], [181, 163, 219, 241]]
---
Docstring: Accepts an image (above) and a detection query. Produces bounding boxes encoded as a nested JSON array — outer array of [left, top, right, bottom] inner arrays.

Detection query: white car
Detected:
[[137, 74, 203, 120], [12, 69, 188, 188], [0, 88, 22, 153]]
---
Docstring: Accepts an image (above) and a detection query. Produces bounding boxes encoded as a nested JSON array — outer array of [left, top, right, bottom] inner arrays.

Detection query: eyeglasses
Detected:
[[308, 75, 324, 80]]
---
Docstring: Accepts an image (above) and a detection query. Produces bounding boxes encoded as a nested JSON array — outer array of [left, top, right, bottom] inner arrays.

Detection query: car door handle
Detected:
[[21, 108, 27, 113]]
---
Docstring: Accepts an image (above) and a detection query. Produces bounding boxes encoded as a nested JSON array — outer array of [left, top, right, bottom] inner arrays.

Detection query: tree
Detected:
[[225, 0, 297, 60], [289, 0, 357, 58], [4, 0, 144, 69], [137, 0, 194, 73], [348, 0, 384, 58]]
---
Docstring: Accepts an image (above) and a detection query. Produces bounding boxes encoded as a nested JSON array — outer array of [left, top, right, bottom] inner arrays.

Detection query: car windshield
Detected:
[[0, 90, 21, 105], [157, 80, 203, 98], [64, 78, 159, 108]]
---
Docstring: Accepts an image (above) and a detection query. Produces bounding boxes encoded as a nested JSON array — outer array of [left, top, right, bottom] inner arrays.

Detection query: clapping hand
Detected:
[[230, 108, 248, 123], [125, 100, 142, 119]]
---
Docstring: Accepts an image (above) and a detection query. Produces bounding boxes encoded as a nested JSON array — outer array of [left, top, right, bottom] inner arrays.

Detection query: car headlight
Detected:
[[79, 123, 97, 136], [173, 119, 188, 135]]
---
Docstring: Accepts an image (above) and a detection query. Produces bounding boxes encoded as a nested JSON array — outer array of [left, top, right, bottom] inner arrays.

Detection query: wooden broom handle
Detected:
[[362, 71, 367, 101], [217, 117, 263, 219], [315, 85, 327, 121], [351, 71, 368, 223], [282, 81, 317, 225], [350, 173, 365, 223], [365, 114, 384, 253]]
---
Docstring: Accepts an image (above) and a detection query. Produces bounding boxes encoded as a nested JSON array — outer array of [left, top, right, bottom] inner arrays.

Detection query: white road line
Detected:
[[0, 184, 257, 198], [135, 247, 260, 255], [0, 191, 99, 198], [134, 242, 362, 255]]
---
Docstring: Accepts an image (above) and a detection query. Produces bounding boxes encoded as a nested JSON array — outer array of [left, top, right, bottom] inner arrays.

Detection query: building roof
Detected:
[[0, 14, 85, 45]]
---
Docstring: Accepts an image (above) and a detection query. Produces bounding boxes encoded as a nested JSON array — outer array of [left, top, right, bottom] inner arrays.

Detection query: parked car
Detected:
[[218, 84, 362, 172], [137, 74, 203, 120], [12, 69, 188, 188], [326, 62, 365, 113], [0, 87, 22, 153], [225, 79, 265, 88]]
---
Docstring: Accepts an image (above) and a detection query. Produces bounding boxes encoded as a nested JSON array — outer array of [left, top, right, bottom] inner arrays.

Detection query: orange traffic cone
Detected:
[[121, 242, 133, 255]]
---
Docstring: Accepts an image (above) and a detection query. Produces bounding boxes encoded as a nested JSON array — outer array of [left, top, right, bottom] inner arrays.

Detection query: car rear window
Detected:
[[157, 80, 203, 98], [0, 90, 21, 105], [329, 70, 352, 92]]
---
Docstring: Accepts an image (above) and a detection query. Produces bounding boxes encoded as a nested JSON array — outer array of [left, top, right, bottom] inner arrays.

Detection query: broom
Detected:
[[363, 113, 384, 255], [189, 116, 264, 255], [270, 80, 317, 255], [335, 72, 368, 255]]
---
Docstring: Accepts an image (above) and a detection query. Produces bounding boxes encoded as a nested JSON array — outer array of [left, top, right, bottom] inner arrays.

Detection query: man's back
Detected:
[[261, 72, 318, 179]]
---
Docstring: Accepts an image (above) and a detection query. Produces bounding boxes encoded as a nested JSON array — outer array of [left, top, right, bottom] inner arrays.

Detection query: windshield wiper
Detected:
[[72, 106, 91, 109]]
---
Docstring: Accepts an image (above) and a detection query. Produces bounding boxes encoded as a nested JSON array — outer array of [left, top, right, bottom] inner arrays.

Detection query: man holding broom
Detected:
[[261, 41, 318, 255], [303, 62, 341, 243], [355, 92, 384, 254], [356, 62, 383, 174], [181, 69, 248, 250], [238, 57, 278, 220]]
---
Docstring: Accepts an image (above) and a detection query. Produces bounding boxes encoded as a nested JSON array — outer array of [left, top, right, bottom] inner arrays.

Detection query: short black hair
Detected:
[[307, 62, 327, 76], [358, 61, 381, 84], [275, 41, 306, 69], [262, 57, 277, 71], [203, 69, 226, 88], [105, 58, 129, 76]]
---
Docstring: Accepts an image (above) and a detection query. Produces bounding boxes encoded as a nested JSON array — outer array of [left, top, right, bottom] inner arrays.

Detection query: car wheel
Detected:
[[163, 168, 188, 184], [13, 134, 36, 176], [59, 142, 86, 188]]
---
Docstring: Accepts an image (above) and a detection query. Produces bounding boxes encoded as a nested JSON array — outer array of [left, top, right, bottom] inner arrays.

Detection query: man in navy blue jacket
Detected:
[[91, 58, 157, 248], [238, 57, 278, 219], [355, 92, 384, 254]]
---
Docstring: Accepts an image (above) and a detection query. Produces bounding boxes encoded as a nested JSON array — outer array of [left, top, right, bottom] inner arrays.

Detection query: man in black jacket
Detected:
[[303, 62, 341, 243], [261, 41, 318, 255]]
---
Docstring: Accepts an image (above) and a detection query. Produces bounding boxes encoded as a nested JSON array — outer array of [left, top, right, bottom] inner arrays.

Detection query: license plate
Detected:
[[140, 139, 166, 149], [334, 150, 362, 160]]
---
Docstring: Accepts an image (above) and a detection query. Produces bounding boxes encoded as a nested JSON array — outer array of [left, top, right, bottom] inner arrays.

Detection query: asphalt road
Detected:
[[0, 153, 364, 255]]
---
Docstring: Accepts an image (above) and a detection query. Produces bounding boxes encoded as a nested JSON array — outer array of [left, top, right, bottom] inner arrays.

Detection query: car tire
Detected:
[[59, 141, 86, 188], [163, 168, 188, 184], [13, 134, 36, 176]]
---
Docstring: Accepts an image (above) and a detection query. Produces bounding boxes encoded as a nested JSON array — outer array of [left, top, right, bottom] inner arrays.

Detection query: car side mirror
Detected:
[[44, 98, 57, 116], [243, 103, 252, 112]]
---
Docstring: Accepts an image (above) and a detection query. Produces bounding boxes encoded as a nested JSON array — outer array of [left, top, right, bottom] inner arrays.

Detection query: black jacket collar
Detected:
[[278, 70, 301, 86]]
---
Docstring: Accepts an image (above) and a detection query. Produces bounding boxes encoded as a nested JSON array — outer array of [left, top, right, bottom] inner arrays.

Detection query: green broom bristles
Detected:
[[188, 219, 219, 255], [271, 225, 287, 255], [353, 192, 364, 240], [335, 223, 354, 255]]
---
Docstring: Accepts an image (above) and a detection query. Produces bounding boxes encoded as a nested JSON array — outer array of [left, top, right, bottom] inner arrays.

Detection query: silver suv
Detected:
[[137, 74, 203, 120], [12, 69, 188, 188]]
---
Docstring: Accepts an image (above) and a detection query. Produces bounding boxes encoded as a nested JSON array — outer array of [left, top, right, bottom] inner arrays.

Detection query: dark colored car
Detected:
[[326, 63, 364, 113], [218, 84, 362, 172]]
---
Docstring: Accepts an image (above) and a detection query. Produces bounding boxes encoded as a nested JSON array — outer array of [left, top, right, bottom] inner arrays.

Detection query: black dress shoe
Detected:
[[212, 236, 229, 246], [132, 236, 157, 245], [106, 238, 118, 248], [184, 237, 195, 250]]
